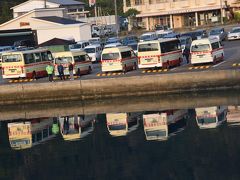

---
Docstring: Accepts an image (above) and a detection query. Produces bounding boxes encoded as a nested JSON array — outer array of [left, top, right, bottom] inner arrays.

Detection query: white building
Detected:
[[0, 8, 91, 44], [11, 0, 88, 20]]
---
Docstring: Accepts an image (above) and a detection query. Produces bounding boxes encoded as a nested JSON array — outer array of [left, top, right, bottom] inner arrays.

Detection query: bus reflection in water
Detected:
[[8, 118, 57, 150], [143, 110, 188, 141], [59, 115, 96, 141], [106, 113, 141, 137], [226, 106, 240, 127], [195, 106, 227, 129]]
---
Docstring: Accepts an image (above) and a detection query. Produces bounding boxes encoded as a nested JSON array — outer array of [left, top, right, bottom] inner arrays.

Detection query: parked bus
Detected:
[[0, 46, 15, 68], [59, 115, 95, 141], [101, 46, 138, 73], [106, 112, 141, 137], [190, 38, 224, 65], [8, 118, 56, 150], [227, 106, 240, 127], [195, 106, 227, 129], [53, 50, 92, 76], [138, 38, 182, 69], [1, 48, 53, 79], [143, 109, 188, 141]]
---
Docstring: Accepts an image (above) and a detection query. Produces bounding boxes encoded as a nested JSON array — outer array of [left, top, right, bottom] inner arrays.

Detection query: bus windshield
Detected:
[[138, 43, 159, 52], [146, 129, 167, 137], [109, 124, 126, 131], [102, 53, 119, 60], [55, 57, 73, 64], [85, 48, 96, 53], [2, 54, 22, 63], [197, 117, 216, 124], [191, 44, 210, 52]]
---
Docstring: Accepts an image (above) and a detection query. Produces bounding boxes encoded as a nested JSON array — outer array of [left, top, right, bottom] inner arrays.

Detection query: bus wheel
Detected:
[[77, 68, 81, 76], [123, 65, 127, 74], [213, 57, 217, 65], [165, 62, 170, 70], [32, 71, 37, 80], [88, 66, 92, 73], [133, 62, 137, 70]]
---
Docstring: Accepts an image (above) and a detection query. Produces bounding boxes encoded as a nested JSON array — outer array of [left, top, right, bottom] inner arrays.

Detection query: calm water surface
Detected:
[[1, 97, 240, 180]]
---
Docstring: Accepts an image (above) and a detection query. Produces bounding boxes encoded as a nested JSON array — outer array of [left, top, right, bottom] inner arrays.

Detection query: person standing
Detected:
[[57, 62, 65, 80], [68, 62, 74, 80], [46, 63, 54, 82]]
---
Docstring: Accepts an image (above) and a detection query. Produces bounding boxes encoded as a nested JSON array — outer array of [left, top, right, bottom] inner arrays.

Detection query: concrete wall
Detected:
[[0, 69, 240, 105]]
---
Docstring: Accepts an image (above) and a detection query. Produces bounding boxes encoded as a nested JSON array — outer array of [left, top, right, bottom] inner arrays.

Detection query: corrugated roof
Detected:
[[34, 16, 85, 25], [48, 0, 85, 5]]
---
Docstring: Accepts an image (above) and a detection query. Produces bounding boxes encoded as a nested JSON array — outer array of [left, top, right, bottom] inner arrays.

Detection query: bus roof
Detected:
[[2, 48, 49, 55], [53, 50, 86, 57], [191, 38, 219, 45], [102, 46, 132, 54]]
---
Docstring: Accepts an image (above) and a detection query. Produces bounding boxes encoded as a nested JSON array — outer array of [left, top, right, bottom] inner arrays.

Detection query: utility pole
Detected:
[[220, 0, 224, 24], [44, 0, 47, 8], [114, 0, 119, 37]]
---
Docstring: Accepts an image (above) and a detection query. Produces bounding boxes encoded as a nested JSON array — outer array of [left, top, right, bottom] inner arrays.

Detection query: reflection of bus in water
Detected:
[[8, 118, 56, 150], [59, 115, 95, 141], [227, 106, 240, 127], [195, 106, 227, 129], [143, 110, 188, 141], [106, 113, 141, 137]]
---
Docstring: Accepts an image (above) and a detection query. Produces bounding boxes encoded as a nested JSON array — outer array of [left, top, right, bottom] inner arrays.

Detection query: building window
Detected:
[[126, 0, 131, 6], [135, 0, 142, 5], [156, 0, 166, 3], [68, 9, 77, 13]]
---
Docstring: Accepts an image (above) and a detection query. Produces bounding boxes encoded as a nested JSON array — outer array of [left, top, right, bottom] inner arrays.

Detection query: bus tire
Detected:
[[88, 66, 92, 73], [133, 62, 137, 70], [77, 68, 81, 76], [123, 65, 127, 74], [32, 71, 37, 80], [165, 61, 170, 70], [213, 56, 217, 65]]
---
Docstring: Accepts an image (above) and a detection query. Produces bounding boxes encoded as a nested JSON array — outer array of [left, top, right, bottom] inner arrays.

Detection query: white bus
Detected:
[[143, 109, 188, 141], [190, 38, 224, 65], [8, 118, 56, 150], [138, 38, 182, 69], [59, 115, 96, 141], [2, 48, 53, 79], [195, 106, 227, 129], [106, 112, 141, 137], [0, 46, 14, 68]]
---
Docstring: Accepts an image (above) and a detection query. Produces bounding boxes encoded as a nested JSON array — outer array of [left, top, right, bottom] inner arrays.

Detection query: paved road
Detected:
[[1, 40, 240, 85]]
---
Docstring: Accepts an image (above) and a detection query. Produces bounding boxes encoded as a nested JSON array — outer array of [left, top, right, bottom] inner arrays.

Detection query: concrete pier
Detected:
[[0, 69, 240, 105]]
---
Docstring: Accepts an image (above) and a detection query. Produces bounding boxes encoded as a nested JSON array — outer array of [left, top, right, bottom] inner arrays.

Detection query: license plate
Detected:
[[9, 69, 16, 72], [145, 58, 153, 62], [197, 55, 204, 58], [109, 63, 113, 66]]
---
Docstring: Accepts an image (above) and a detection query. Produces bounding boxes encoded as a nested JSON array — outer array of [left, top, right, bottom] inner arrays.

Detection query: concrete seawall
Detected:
[[0, 69, 240, 105]]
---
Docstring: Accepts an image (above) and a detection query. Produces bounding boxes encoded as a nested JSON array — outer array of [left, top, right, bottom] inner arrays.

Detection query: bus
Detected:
[[59, 115, 96, 141], [1, 49, 53, 79], [0, 46, 15, 68], [190, 38, 224, 65], [53, 50, 92, 76], [195, 106, 227, 129], [143, 109, 188, 141], [138, 38, 182, 69], [8, 118, 56, 150], [101, 46, 138, 73], [106, 112, 141, 137]]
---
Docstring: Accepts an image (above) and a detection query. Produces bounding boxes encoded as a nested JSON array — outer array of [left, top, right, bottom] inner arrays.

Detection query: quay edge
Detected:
[[0, 69, 240, 105]]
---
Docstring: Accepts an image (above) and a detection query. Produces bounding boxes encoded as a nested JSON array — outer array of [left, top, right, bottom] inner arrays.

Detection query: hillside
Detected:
[[0, 0, 123, 24]]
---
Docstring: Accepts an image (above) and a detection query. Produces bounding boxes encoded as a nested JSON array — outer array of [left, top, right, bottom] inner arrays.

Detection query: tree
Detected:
[[123, 8, 140, 18]]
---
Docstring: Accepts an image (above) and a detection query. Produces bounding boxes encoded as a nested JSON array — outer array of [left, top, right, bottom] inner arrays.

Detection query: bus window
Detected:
[[138, 43, 159, 52], [34, 53, 41, 62], [160, 40, 180, 53], [55, 57, 72, 64], [211, 42, 220, 50], [191, 44, 210, 52], [47, 51, 53, 61], [121, 51, 131, 59], [2, 54, 22, 63], [102, 53, 120, 60], [24, 53, 35, 64], [74, 55, 85, 62], [43, 128, 48, 138]]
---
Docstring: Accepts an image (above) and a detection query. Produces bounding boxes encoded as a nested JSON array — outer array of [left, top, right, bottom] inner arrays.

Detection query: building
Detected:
[[0, 8, 91, 45], [11, 0, 88, 20], [123, 0, 240, 30]]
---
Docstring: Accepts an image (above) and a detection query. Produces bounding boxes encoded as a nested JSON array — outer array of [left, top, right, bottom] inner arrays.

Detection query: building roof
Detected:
[[33, 16, 85, 25], [38, 38, 74, 46], [48, 0, 85, 5]]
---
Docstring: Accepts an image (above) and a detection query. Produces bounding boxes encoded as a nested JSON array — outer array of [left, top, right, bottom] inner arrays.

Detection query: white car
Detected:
[[84, 44, 102, 62], [228, 27, 240, 40], [104, 42, 122, 49]]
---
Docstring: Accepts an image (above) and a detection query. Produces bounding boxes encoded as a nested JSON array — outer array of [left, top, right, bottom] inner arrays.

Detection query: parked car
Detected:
[[106, 37, 121, 45], [104, 42, 122, 48], [69, 40, 89, 51], [84, 44, 102, 62], [179, 36, 192, 52], [209, 27, 227, 41], [121, 36, 138, 46], [128, 42, 138, 55], [193, 29, 208, 39], [13, 39, 35, 49], [139, 32, 157, 42], [181, 32, 198, 40], [227, 27, 240, 40], [155, 25, 170, 31], [156, 30, 173, 39], [163, 32, 180, 38]]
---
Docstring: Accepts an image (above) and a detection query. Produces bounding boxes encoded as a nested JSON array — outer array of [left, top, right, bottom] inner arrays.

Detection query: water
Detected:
[[1, 91, 240, 180]]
